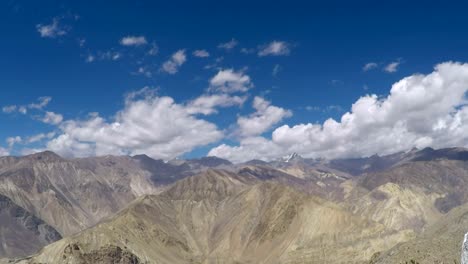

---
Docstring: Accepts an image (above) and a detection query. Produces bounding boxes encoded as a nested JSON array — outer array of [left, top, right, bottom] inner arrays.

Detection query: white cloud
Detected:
[[240, 48, 255, 54], [29, 96, 51, 110], [18, 106, 27, 114], [236, 97, 292, 137], [272, 64, 281, 76], [99, 51, 122, 61], [186, 94, 247, 115], [161, 49, 187, 74], [47, 89, 224, 159], [363, 62, 378, 71], [120, 36, 147, 46], [218, 39, 238, 50], [209, 137, 284, 163], [0, 147, 9, 157], [27, 132, 55, 143], [42, 111, 63, 125], [6, 136, 21, 148], [78, 38, 86, 47], [204, 57, 224, 70], [36, 17, 68, 38], [193, 49, 210, 58], [2, 105, 17, 113], [86, 51, 122, 63], [209, 62, 468, 162], [85, 55, 95, 63], [147, 43, 159, 55], [135, 66, 152, 78], [20, 148, 46, 156], [209, 69, 253, 93], [2, 96, 52, 115], [258, 41, 291, 57], [384, 61, 401, 73]]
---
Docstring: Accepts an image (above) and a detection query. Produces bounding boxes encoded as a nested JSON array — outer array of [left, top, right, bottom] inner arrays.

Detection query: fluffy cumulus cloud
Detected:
[[120, 36, 147, 46], [209, 62, 468, 163], [209, 69, 253, 93], [236, 97, 292, 137], [46, 90, 225, 159], [258, 41, 291, 57], [161, 49, 187, 74]]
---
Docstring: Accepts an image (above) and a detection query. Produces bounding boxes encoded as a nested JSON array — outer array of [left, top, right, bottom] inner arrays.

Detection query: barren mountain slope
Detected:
[[360, 159, 468, 213], [11, 169, 412, 264], [372, 202, 468, 263], [0, 151, 159, 236]]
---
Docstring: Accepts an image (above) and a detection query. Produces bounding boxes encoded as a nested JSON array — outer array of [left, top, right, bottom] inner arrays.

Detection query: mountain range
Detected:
[[0, 147, 467, 263]]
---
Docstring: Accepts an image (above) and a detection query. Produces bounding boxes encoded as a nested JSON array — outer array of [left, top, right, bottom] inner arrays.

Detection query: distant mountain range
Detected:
[[0, 147, 467, 263]]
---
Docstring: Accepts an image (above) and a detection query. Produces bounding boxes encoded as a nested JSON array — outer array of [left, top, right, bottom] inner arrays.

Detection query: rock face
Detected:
[[0, 194, 61, 258], [60, 243, 141, 264], [462, 233, 468, 264]]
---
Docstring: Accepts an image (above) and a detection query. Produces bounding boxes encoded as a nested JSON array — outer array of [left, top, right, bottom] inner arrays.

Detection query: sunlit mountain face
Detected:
[[1, 1, 468, 263]]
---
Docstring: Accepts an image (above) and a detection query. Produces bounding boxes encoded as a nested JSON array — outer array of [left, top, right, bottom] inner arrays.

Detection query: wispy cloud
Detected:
[[3, 96, 52, 115], [363, 62, 378, 71], [258, 41, 291, 57], [161, 49, 187, 74], [272, 64, 281, 77], [218, 38, 238, 51], [193, 49, 210, 58], [120, 36, 147, 46], [36, 17, 69, 38], [384, 60, 402, 73]]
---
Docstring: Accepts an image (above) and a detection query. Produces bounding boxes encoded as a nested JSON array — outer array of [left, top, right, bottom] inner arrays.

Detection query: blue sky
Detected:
[[1, 0, 468, 161]]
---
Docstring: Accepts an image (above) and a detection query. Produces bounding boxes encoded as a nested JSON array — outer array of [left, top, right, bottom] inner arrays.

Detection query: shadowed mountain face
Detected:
[[0, 194, 61, 258]]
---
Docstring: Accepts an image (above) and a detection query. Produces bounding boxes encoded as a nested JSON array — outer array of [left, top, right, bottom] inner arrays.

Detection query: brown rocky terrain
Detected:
[[8, 170, 412, 264], [1, 147, 468, 263]]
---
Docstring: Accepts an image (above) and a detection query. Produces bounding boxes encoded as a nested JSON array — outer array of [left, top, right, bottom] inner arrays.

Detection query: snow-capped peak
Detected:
[[281, 152, 302, 162]]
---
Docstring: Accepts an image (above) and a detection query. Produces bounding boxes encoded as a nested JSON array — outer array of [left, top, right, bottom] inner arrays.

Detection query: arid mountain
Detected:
[[0, 194, 61, 258], [372, 202, 468, 263], [9, 170, 412, 264], [360, 158, 468, 213], [0, 151, 159, 236], [1, 147, 468, 263]]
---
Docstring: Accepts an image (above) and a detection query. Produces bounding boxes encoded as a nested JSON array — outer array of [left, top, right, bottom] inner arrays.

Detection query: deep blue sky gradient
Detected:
[[1, 0, 468, 157]]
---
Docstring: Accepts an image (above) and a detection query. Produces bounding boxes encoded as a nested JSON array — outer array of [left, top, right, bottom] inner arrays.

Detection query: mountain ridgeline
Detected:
[[0, 147, 467, 263]]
